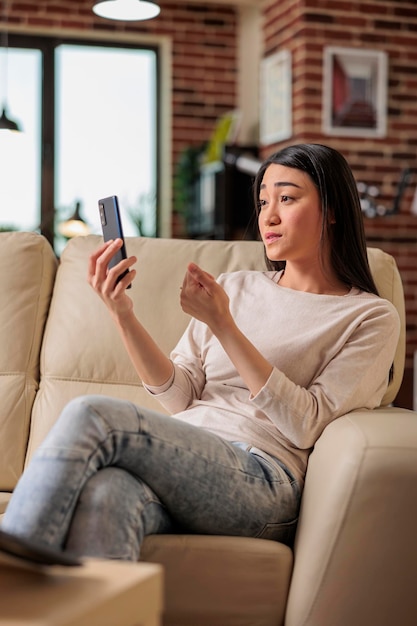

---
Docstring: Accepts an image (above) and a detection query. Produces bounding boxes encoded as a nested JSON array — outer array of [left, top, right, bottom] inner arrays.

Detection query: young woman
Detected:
[[2, 144, 400, 559]]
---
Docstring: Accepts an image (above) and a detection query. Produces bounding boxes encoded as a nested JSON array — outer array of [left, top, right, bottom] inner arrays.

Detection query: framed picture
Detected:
[[322, 46, 388, 137], [260, 49, 292, 145]]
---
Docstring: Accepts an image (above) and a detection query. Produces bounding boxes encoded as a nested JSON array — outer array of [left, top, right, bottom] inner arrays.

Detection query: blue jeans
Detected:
[[2, 395, 300, 560]]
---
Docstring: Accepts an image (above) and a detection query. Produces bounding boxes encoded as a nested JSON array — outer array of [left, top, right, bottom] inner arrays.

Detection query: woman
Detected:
[[2, 144, 400, 559]]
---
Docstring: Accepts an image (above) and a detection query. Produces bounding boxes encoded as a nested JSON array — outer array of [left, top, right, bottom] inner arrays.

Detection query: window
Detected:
[[0, 35, 158, 251], [0, 46, 41, 231]]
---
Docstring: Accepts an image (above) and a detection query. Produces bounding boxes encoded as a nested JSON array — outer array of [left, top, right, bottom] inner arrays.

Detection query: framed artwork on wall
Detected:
[[260, 49, 292, 145], [322, 46, 388, 138]]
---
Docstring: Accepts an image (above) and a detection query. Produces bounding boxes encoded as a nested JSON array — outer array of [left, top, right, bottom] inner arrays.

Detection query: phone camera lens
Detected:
[[99, 204, 107, 226]]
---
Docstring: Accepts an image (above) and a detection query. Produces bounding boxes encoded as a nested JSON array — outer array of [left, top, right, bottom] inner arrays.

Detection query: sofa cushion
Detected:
[[141, 534, 293, 626], [0, 232, 57, 493], [25, 235, 266, 464], [366, 247, 405, 405]]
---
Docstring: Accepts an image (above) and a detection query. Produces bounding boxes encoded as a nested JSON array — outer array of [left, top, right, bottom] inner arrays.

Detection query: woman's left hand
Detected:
[[181, 263, 273, 395], [180, 263, 232, 333]]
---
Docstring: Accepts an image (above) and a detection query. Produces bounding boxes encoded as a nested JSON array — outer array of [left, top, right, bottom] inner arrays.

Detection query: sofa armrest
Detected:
[[285, 407, 417, 626]]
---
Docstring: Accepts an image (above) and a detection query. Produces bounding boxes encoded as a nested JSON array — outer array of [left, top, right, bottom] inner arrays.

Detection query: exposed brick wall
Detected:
[[262, 0, 417, 407], [3, 0, 238, 174]]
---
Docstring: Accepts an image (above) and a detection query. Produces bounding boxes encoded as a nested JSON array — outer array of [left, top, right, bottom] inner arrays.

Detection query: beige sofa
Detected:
[[1, 230, 417, 626]]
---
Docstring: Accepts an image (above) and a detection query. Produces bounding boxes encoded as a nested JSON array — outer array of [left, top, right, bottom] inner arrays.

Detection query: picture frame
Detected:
[[260, 49, 292, 145], [322, 46, 388, 138]]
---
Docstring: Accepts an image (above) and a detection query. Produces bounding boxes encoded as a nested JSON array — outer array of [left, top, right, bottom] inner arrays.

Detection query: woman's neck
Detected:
[[278, 262, 349, 295]]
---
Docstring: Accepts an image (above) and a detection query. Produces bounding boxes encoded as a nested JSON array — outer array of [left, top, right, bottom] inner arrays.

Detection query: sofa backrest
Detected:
[[0, 233, 405, 487], [0, 232, 57, 495], [367, 244, 406, 403], [25, 235, 266, 465]]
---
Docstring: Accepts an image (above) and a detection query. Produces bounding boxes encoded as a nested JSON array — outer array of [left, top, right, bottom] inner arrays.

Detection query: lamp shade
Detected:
[[0, 106, 21, 132], [93, 0, 160, 21], [58, 202, 90, 238]]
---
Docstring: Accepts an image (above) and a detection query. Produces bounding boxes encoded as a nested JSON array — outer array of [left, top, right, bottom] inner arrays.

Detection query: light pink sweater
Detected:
[[147, 270, 400, 484]]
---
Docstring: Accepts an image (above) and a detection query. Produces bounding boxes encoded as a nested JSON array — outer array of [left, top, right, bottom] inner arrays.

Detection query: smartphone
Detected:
[[98, 195, 131, 288]]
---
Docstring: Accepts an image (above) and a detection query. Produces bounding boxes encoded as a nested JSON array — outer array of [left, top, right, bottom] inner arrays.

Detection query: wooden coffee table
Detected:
[[0, 557, 163, 625]]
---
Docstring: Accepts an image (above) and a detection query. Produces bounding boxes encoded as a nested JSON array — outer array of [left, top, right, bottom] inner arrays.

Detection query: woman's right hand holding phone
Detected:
[[87, 239, 137, 321], [87, 239, 174, 387]]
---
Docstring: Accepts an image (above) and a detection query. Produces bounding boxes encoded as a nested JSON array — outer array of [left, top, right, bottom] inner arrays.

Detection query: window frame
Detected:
[[5, 31, 164, 246]]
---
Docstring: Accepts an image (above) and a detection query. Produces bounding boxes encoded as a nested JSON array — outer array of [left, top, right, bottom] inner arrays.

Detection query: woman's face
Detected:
[[258, 163, 324, 265]]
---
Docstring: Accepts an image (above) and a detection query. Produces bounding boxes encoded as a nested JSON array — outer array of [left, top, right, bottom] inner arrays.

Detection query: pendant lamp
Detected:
[[0, 105, 20, 131], [92, 0, 160, 21], [58, 201, 90, 239]]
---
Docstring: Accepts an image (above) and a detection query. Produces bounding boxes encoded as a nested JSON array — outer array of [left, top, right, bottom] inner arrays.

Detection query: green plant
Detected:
[[173, 144, 205, 219], [127, 191, 157, 238], [0, 224, 19, 232]]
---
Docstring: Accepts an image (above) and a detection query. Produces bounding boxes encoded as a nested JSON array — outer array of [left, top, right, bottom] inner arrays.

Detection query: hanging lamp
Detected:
[[92, 0, 160, 21], [0, 105, 20, 131], [0, 0, 22, 132], [58, 201, 90, 238]]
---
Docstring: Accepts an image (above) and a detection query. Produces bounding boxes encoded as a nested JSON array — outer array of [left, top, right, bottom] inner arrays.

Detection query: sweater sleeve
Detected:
[[251, 301, 400, 450], [143, 318, 207, 414]]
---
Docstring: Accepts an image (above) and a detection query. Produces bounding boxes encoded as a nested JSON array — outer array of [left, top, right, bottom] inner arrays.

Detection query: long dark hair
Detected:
[[254, 143, 379, 295]]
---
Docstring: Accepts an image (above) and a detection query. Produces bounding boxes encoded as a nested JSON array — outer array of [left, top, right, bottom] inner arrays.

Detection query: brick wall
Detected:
[[262, 0, 417, 408]]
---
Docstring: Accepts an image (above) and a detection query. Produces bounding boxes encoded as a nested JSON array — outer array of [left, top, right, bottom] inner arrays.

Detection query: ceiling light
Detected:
[[92, 0, 160, 21]]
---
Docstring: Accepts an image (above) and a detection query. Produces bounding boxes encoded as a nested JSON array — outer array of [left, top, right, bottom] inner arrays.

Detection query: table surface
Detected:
[[0, 557, 163, 626]]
